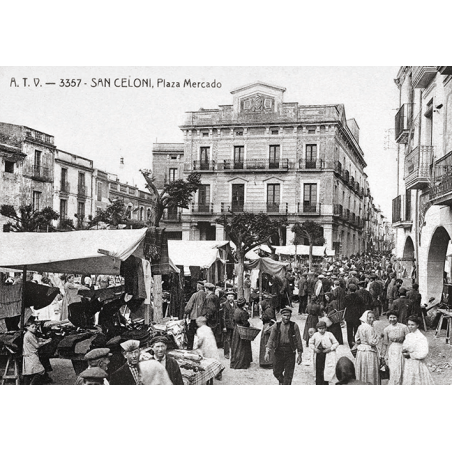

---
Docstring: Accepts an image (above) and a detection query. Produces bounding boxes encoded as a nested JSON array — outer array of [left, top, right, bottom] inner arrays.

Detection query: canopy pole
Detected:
[[259, 270, 262, 309], [20, 266, 27, 332]]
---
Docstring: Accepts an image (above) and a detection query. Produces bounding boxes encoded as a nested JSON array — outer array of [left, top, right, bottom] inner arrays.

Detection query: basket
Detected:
[[328, 309, 346, 324], [236, 325, 261, 341]]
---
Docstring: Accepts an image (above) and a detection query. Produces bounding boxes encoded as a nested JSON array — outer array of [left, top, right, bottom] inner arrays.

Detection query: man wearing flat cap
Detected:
[[75, 348, 112, 385], [344, 284, 365, 348], [204, 283, 221, 345], [79, 367, 109, 385], [184, 282, 207, 350], [392, 287, 411, 325], [222, 291, 237, 359], [150, 336, 184, 385], [265, 307, 303, 385], [110, 340, 142, 385]]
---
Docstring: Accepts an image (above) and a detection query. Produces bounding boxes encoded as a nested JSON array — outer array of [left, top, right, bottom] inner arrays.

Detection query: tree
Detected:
[[140, 169, 201, 227], [90, 198, 147, 229], [1, 204, 59, 232], [216, 211, 287, 298], [291, 221, 325, 271]]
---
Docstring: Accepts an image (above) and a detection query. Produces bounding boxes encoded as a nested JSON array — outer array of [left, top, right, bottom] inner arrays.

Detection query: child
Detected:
[[309, 321, 339, 385]]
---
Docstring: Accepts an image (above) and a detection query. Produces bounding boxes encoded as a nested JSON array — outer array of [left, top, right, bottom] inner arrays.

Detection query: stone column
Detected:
[[216, 224, 225, 241]]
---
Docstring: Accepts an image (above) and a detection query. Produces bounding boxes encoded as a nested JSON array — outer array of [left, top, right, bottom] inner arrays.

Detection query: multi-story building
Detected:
[[93, 168, 111, 215], [53, 149, 94, 228], [154, 81, 373, 255], [393, 66, 452, 301], [0, 122, 55, 230]]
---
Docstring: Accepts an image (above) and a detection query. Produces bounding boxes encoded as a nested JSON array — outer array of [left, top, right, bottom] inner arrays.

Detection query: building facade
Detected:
[[0, 122, 56, 230], [54, 149, 94, 228], [154, 81, 375, 255], [393, 66, 452, 302]]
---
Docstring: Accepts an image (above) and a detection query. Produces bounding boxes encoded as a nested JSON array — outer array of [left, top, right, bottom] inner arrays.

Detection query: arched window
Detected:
[[140, 207, 144, 221]]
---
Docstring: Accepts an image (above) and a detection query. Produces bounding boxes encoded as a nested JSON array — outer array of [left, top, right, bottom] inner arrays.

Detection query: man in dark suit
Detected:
[[150, 336, 184, 385], [222, 291, 237, 359], [110, 340, 142, 385], [344, 284, 365, 348]]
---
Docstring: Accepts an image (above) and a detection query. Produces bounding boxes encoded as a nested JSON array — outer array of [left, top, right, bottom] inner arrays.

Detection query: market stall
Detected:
[[0, 229, 222, 384]]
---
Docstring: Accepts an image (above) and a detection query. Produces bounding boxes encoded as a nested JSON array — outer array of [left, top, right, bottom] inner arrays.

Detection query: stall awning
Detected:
[[168, 240, 230, 268], [259, 244, 335, 257], [245, 257, 290, 279], [0, 229, 148, 274]]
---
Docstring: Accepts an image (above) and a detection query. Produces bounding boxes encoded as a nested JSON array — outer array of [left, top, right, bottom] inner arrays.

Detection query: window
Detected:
[[34, 150, 42, 168], [234, 146, 244, 169], [171, 156, 177, 160], [4, 160, 14, 173], [169, 168, 178, 182], [61, 168, 68, 190], [305, 144, 317, 168], [202, 132, 209, 137], [32, 191, 41, 211], [200, 147, 210, 169], [271, 129, 279, 135], [97, 181, 103, 201], [198, 184, 210, 212], [147, 208, 151, 220], [269, 145, 280, 169], [77, 202, 85, 219], [267, 184, 280, 212], [231, 184, 245, 212], [60, 199, 67, 220], [78, 172, 85, 195], [125, 205, 132, 219], [303, 183, 317, 212], [236, 131, 243, 136], [140, 207, 144, 221], [308, 128, 316, 134]]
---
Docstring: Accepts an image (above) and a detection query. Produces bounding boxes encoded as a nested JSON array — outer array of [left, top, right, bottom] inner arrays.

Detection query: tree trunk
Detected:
[[153, 274, 163, 323], [294, 244, 298, 269], [309, 241, 313, 271], [236, 248, 245, 299]]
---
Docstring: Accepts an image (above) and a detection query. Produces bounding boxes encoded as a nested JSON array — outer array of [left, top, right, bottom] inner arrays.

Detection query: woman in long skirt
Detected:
[[355, 310, 380, 385], [381, 311, 409, 385], [259, 298, 276, 368], [230, 298, 253, 369], [401, 315, 434, 385], [303, 300, 321, 347]]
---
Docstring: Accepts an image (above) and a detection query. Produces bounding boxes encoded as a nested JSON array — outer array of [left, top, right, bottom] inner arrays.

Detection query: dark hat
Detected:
[[84, 348, 112, 361], [204, 283, 215, 290], [316, 320, 327, 329], [399, 287, 407, 295], [149, 336, 169, 347], [225, 290, 235, 296], [197, 281, 205, 286], [237, 297, 247, 306], [348, 283, 357, 291], [280, 307, 292, 315], [79, 367, 108, 381]]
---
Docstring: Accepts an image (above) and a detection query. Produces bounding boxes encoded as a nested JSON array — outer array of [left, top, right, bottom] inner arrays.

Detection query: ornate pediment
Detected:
[[240, 94, 275, 114]]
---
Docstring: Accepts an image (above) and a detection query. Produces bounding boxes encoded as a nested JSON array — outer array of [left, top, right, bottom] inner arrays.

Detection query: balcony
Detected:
[[392, 195, 412, 227], [333, 161, 343, 177], [60, 181, 70, 194], [437, 66, 452, 76], [186, 160, 216, 172], [412, 66, 437, 89], [220, 202, 290, 215], [299, 159, 324, 170], [349, 175, 355, 188], [23, 164, 53, 182], [217, 158, 289, 171], [297, 203, 321, 215], [343, 169, 349, 184], [190, 203, 214, 214], [395, 103, 413, 144], [429, 151, 452, 206], [77, 185, 88, 198], [333, 204, 343, 217], [404, 145, 433, 190]]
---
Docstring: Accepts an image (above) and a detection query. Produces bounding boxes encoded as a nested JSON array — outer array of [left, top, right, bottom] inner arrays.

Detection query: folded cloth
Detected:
[[57, 332, 92, 353], [74, 336, 97, 355]]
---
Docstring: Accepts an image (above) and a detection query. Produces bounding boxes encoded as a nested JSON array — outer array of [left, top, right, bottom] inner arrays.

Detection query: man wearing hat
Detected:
[[75, 348, 112, 385], [204, 283, 221, 345], [264, 307, 303, 385], [79, 367, 109, 385], [184, 282, 207, 350], [344, 284, 365, 348], [150, 336, 184, 385], [222, 291, 237, 359], [110, 340, 142, 385], [392, 287, 411, 325]]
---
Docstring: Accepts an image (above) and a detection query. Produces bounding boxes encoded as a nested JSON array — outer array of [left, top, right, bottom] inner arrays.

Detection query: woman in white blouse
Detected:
[[401, 315, 434, 385], [355, 310, 380, 385]]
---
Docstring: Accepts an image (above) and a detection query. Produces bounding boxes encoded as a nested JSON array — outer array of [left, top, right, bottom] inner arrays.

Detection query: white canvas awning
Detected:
[[259, 244, 335, 257], [168, 240, 230, 269], [0, 229, 148, 274]]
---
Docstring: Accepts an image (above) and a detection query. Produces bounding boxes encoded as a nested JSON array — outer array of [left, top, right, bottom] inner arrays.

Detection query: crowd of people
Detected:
[[11, 252, 438, 385]]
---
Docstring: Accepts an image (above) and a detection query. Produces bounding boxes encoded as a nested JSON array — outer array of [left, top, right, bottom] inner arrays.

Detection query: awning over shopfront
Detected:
[[244, 257, 290, 279], [0, 229, 148, 274], [168, 240, 230, 269], [259, 244, 335, 257]]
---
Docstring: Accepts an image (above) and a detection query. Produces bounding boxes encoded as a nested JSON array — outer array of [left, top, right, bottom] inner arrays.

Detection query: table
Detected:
[[189, 357, 224, 385], [435, 308, 452, 344]]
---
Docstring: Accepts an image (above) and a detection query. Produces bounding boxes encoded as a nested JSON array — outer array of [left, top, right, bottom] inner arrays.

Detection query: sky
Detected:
[[0, 66, 399, 217]]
